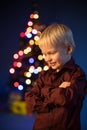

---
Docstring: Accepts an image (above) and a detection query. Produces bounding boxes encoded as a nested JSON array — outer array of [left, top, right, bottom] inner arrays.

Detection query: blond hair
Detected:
[[38, 23, 75, 50]]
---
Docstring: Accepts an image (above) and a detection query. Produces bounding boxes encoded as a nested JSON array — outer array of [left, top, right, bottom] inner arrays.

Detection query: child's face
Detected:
[[40, 44, 70, 70]]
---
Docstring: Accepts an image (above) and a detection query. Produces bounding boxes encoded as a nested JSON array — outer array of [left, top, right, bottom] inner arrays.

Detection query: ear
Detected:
[[67, 45, 73, 54]]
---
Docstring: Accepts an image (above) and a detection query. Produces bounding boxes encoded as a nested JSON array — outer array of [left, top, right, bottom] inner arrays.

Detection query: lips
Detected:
[[49, 62, 56, 67]]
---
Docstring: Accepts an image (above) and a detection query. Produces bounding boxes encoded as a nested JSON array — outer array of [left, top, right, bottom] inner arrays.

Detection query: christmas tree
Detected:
[[8, 3, 49, 94]]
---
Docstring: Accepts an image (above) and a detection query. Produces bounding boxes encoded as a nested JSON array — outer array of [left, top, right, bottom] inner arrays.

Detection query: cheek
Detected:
[[55, 53, 64, 63], [52, 55, 61, 62], [53, 54, 60, 61]]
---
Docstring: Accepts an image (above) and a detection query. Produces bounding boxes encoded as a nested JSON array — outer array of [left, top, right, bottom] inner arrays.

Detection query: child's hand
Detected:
[[59, 81, 71, 88]]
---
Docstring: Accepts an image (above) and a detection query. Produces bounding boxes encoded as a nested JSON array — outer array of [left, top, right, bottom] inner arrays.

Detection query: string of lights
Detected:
[[8, 3, 49, 93]]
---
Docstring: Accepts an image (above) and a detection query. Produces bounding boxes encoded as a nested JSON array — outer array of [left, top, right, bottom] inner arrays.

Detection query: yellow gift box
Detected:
[[11, 101, 27, 115]]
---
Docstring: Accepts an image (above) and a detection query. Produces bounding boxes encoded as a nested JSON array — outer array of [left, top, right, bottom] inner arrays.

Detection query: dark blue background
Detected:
[[1, 0, 87, 93], [0, 0, 87, 98], [0, 0, 87, 129]]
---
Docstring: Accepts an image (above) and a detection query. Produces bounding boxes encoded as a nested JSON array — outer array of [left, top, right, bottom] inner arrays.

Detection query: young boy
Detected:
[[25, 23, 87, 130]]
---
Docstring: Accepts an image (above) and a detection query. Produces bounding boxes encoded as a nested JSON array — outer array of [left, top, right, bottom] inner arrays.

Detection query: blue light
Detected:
[[29, 58, 34, 64], [18, 85, 24, 90], [34, 69, 38, 74]]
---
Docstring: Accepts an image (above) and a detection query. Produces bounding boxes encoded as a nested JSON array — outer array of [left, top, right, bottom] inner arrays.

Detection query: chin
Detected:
[[51, 66, 57, 70]]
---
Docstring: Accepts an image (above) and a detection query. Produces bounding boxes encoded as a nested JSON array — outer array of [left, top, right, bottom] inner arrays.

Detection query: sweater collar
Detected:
[[49, 57, 75, 74]]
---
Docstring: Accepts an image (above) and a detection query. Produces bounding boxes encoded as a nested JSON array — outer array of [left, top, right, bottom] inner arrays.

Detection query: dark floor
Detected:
[[0, 112, 35, 130], [80, 95, 87, 130], [0, 96, 87, 130]]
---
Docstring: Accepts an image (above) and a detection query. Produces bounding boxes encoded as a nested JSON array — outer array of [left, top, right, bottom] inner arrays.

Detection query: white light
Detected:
[[25, 79, 31, 85], [32, 29, 37, 34], [37, 66, 42, 72], [29, 66, 35, 73], [43, 65, 49, 71], [25, 72, 31, 78], [18, 85, 23, 90], [34, 69, 38, 74], [25, 33, 32, 38], [9, 68, 15, 74]]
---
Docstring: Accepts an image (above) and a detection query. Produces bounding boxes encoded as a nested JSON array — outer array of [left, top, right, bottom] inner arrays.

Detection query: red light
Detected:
[[13, 61, 17, 67], [14, 82, 19, 87], [18, 50, 23, 56], [30, 14, 34, 19], [17, 62, 22, 68], [20, 32, 25, 37]]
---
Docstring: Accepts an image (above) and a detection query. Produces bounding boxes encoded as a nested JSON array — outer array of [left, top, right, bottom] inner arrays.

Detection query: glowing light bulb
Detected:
[[20, 32, 25, 37], [43, 65, 49, 71], [38, 54, 43, 60], [13, 53, 19, 59], [26, 27, 32, 33], [29, 66, 35, 73], [34, 69, 38, 74], [9, 68, 15, 74], [37, 66, 42, 72], [25, 79, 31, 85], [29, 40, 34, 45], [18, 85, 23, 90], [17, 62, 22, 68], [24, 47, 32, 54], [34, 35, 39, 41], [25, 33, 32, 38], [29, 57, 34, 64], [28, 21, 33, 26], [14, 82, 19, 87], [30, 14, 34, 19], [34, 14, 39, 19], [32, 29, 37, 34], [24, 72, 31, 78], [18, 50, 23, 56]]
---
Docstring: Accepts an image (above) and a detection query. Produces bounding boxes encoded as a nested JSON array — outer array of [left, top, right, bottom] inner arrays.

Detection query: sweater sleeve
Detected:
[[49, 68, 86, 107], [25, 71, 49, 113]]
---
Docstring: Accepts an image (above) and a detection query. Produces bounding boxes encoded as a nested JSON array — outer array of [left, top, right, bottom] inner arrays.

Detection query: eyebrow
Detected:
[[42, 50, 57, 54]]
